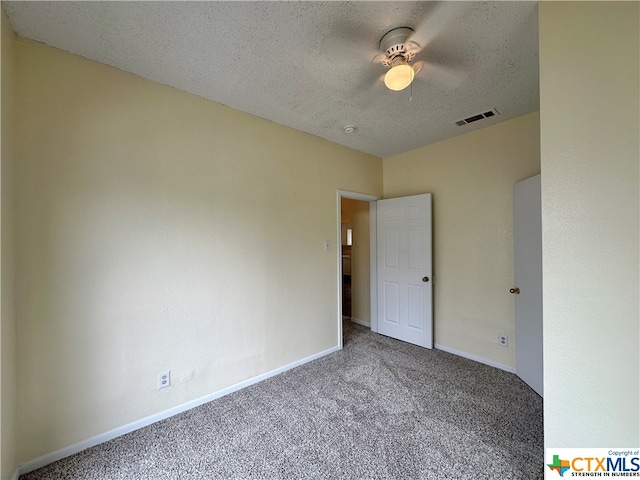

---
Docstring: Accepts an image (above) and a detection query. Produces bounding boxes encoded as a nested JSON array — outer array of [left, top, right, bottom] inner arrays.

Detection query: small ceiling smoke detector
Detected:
[[344, 125, 357, 134]]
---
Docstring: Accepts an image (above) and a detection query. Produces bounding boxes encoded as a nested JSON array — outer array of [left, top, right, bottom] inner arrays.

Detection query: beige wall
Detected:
[[341, 198, 371, 325], [15, 38, 382, 462], [1, 10, 18, 480], [383, 112, 540, 369], [539, 2, 639, 447]]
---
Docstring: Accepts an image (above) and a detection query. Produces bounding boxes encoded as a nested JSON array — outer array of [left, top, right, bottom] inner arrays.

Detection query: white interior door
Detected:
[[513, 175, 543, 396], [376, 194, 433, 348]]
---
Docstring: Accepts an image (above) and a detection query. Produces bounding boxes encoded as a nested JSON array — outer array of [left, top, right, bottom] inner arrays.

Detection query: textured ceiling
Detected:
[[3, 1, 539, 158]]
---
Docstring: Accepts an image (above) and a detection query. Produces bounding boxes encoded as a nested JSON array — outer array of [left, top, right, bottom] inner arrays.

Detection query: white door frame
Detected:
[[336, 190, 380, 349]]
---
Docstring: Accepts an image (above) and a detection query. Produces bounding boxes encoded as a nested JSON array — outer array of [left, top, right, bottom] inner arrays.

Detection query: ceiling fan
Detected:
[[375, 27, 425, 91], [368, 2, 468, 93], [319, 3, 467, 97]]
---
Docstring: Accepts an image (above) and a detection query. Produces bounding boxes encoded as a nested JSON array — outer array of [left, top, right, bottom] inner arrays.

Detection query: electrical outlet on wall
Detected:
[[498, 334, 508, 347], [158, 370, 171, 389]]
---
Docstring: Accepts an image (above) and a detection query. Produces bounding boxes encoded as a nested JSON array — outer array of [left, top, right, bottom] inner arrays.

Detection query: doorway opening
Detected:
[[337, 191, 380, 349]]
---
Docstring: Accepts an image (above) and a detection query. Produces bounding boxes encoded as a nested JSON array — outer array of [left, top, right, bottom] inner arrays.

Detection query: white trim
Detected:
[[350, 317, 371, 328], [336, 190, 379, 203], [434, 344, 516, 373], [336, 191, 344, 349], [16, 345, 340, 476], [369, 201, 378, 333]]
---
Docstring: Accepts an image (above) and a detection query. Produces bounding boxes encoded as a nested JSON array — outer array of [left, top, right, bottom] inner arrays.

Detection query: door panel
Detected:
[[384, 228, 399, 268], [407, 285, 423, 329], [513, 175, 543, 396], [407, 228, 422, 270], [383, 282, 399, 324], [377, 194, 433, 348]]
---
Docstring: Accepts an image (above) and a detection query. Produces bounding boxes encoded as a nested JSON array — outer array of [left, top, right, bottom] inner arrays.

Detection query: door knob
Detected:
[[422, 277, 429, 282], [509, 287, 520, 294]]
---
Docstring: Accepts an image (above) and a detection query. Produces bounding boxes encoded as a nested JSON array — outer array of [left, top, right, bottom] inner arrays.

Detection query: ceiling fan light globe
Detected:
[[384, 64, 415, 91]]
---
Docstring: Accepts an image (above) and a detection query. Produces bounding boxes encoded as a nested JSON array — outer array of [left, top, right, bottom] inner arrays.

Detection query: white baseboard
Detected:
[[17, 344, 341, 476], [350, 317, 370, 328], [434, 343, 516, 373]]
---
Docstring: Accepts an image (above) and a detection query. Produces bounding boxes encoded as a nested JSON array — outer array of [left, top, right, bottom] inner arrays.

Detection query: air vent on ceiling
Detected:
[[455, 108, 500, 126]]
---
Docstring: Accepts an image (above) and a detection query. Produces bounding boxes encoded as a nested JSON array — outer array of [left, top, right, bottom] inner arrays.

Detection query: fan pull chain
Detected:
[[409, 81, 413, 102]]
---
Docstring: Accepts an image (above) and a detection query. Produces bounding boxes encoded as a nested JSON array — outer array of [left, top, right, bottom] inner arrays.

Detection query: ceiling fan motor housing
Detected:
[[379, 27, 418, 67]]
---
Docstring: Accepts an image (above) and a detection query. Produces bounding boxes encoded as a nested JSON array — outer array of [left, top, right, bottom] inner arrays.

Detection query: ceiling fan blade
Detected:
[[407, 2, 467, 52], [371, 52, 388, 64], [341, 72, 387, 110], [412, 61, 424, 75], [320, 36, 380, 66], [418, 61, 467, 89], [318, 15, 384, 66], [405, 40, 422, 56]]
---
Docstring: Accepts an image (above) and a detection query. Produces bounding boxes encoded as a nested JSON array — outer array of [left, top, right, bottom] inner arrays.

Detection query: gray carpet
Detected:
[[21, 321, 543, 479]]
